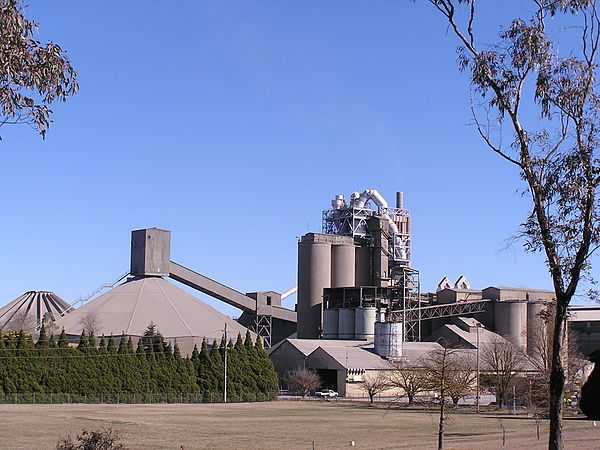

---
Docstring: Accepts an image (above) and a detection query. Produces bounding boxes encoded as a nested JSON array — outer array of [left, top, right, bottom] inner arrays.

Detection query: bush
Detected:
[[56, 428, 126, 450]]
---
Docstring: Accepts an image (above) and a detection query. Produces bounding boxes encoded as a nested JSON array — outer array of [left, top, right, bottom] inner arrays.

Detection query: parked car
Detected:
[[315, 389, 338, 398]]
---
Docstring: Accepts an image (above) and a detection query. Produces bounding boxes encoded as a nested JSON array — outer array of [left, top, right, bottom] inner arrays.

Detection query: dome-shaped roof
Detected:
[[0, 291, 71, 333]]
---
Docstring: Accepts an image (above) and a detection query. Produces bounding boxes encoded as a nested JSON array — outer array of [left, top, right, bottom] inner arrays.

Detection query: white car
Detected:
[[316, 389, 339, 398]]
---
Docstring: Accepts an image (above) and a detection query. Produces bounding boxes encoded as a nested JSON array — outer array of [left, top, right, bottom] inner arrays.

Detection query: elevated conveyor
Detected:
[[169, 261, 297, 323], [130, 228, 296, 347]]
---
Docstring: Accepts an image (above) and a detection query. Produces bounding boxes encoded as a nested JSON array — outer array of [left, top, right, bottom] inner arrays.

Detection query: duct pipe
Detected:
[[352, 189, 399, 235], [353, 189, 388, 211], [280, 286, 298, 300]]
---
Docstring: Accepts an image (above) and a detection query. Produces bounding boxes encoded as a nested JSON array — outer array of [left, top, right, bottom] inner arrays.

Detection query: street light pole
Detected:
[[476, 323, 480, 413], [224, 323, 228, 403]]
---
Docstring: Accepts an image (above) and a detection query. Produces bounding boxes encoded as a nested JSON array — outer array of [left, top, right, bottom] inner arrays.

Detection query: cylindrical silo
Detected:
[[495, 301, 527, 348], [355, 307, 376, 340], [297, 235, 332, 339], [374, 322, 403, 358], [323, 309, 339, 339], [338, 308, 355, 339], [527, 301, 546, 355], [331, 244, 356, 287], [355, 245, 371, 286]]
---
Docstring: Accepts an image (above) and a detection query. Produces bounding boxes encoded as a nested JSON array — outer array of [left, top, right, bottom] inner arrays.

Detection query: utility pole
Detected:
[[224, 323, 228, 403], [476, 323, 480, 413]]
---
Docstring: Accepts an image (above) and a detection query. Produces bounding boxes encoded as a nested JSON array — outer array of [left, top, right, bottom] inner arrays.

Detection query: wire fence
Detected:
[[0, 392, 274, 404]]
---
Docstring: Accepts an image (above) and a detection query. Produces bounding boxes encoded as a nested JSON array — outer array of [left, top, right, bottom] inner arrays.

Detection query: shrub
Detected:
[[56, 428, 126, 450]]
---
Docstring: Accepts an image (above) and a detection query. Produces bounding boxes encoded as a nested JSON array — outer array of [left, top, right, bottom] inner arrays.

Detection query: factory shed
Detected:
[[0, 291, 70, 333], [270, 338, 444, 397], [425, 317, 507, 349], [53, 276, 251, 355]]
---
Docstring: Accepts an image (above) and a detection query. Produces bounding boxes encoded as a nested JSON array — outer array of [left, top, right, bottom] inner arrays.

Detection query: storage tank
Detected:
[[374, 321, 403, 358], [323, 309, 339, 339], [495, 301, 527, 348], [527, 301, 547, 355], [331, 244, 356, 287], [355, 245, 371, 286], [354, 307, 376, 340], [338, 308, 355, 339], [297, 235, 332, 338]]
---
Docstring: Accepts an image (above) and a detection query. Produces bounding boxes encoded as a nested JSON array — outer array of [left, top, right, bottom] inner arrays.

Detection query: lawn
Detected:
[[0, 400, 597, 449]]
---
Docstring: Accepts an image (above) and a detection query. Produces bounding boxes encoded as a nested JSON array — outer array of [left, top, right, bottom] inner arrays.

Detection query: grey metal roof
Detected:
[[281, 338, 445, 370], [0, 291, 70, 332], [53, 277, 251, 340], [308, 345, 392, 370]]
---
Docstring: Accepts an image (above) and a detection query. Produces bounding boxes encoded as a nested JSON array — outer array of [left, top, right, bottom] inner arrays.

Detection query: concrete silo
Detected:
[[527, 301, 548, 355], [297, 233, 332, 339], [495, 300, 528, 348], [331, 243, 355, 288]]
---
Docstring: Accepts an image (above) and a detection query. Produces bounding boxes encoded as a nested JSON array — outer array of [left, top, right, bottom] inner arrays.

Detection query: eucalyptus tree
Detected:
[[414, 1, 600, 447], [0, 0, 78, 138]]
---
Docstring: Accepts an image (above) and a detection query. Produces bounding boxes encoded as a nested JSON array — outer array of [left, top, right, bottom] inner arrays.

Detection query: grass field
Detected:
[[0, 400, 598, 449]]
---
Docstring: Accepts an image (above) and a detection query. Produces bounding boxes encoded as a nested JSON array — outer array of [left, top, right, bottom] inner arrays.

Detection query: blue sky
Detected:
[[1, 1, 595, 316]]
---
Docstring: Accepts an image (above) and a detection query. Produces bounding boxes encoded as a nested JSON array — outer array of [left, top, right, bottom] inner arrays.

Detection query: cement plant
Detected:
[[1, 188, 600, 401]]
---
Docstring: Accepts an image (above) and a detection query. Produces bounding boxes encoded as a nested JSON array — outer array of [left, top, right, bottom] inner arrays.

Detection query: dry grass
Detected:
[[0, 401, 598, 449]]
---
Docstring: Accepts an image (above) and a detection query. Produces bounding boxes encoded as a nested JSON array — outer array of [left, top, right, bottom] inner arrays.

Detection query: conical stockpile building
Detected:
[[0, 291, 70, 333], [54, 229, 252, 355]]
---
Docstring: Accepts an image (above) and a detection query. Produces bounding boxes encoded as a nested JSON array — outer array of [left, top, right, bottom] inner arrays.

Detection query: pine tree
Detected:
[[77, 330, 88, 352], [191, 343, 200, 366], [58, 329, 69, 348], [117, 333, 127, 354], [126, 337, 134, 353], [98, 335, 107, 353], [87, 331, 97, 351], [36, 324, 48, 348], [107, 334, 117, 353], [135, 339, 145, 358], [48, 334, 56, 348]]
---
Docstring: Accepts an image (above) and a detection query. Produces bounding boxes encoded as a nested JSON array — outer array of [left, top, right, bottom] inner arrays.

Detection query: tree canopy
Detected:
[[0, 327, 278, 403], [414, 2, 600, 447], [0, 0, 78, 139]]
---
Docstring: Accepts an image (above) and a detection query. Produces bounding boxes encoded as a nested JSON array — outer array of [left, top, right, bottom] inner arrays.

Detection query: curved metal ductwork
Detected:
[[351, 189, 399, 235]]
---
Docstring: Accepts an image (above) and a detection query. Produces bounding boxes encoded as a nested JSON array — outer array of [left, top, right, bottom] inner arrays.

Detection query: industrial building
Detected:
[[268, 189, 600, 395], [3, 188, 600, 398]]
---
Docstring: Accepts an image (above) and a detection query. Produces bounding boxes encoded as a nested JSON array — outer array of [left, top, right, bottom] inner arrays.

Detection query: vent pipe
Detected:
[[396, 192, 404, 209]]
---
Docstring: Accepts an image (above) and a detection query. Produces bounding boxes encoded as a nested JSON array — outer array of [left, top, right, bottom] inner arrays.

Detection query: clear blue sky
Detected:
[[1, 1, 595, 316]]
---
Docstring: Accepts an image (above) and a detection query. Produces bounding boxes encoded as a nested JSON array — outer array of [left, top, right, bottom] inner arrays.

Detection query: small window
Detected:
[[266, 296, 272, 305]]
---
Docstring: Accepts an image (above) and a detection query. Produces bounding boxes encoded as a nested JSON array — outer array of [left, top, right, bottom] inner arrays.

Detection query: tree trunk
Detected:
[[408, 393, 414, 405], [438, 398, 445, 450], [548, 298, 568, 450]]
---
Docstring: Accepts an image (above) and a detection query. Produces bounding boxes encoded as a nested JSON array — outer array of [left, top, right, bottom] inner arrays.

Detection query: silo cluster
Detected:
[[297, 233, 372, 338]]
